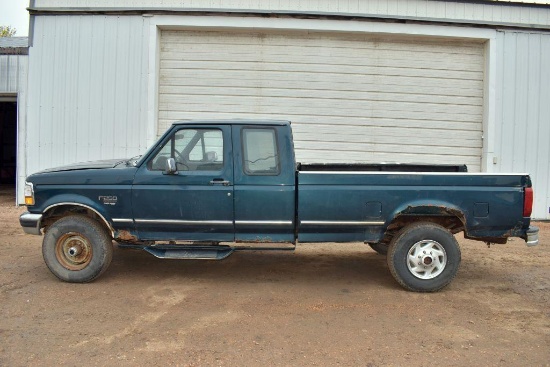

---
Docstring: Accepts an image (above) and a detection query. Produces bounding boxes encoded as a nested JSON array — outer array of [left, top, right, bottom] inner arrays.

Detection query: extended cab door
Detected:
[[232, 124, 296, 243], [131, 125, 234, 241]]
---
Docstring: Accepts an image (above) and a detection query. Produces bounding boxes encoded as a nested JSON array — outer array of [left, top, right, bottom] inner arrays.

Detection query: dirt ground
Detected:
[[0, 185, 548, 367]]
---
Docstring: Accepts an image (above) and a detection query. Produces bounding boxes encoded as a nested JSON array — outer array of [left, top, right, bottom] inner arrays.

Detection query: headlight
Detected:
[[24, 182, 35, 206]]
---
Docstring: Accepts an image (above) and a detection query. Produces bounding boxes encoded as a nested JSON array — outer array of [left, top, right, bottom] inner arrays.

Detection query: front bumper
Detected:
[[20, 212, 43, 235], [526, 226, 539, 246]]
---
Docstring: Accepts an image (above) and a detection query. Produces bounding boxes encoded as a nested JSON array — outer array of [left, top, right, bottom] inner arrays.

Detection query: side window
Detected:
[[149, 128, 224, 171], [242, 128, 280, 175]]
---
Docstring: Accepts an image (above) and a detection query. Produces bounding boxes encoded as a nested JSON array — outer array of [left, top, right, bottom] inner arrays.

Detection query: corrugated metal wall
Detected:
[[0, 55, 27, 93], [25, 15, 151, 177], [33, 0, 550, 29], [495, 31, 550, 219]]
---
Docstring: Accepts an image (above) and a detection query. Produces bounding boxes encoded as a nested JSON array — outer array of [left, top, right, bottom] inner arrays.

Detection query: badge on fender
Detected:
[[98, 196, 117, 205]]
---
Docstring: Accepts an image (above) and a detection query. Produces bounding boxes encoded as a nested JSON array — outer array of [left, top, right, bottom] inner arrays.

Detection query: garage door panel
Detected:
[[160, 116, 480, 133], [160, 84, 483, 101], [295, 136, 481, 150], [159, 30, 484, 171], [161, 43, 483, 60], [292, 119, 480, 133], [161, 60, 483, 81], [162, 31, 484, 56], [296, 141, 479, 157], [163, 56, 483, 74], [161, 94, 482, 116], [161, 40, 484, 56], [161, 73, 484, 97], [294, 130, 482, 148], [159, 86, 482, 106], [162, 49, 483, 72], [160, 105, 482, 124]]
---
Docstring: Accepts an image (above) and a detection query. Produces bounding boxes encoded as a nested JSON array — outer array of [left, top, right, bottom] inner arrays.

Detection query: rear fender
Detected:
[[388, 200, 467, 232]]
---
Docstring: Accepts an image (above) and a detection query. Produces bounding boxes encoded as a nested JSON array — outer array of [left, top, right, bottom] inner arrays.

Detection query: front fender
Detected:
[[37, 193, 114, 235]]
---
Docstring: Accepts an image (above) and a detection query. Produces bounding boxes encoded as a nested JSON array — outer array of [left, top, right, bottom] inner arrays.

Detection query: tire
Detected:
[[368, 242, 389, 256], [42, 215, 113, 283], [387, 222, 461, 292]]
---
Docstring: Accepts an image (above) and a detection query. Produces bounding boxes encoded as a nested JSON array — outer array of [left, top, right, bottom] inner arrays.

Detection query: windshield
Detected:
[[133, 126, 175, 168]]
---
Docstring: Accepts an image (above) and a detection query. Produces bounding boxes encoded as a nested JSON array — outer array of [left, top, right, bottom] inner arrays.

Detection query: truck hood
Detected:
[[38, 158, 127, 173], [27, 158, 138, 186]]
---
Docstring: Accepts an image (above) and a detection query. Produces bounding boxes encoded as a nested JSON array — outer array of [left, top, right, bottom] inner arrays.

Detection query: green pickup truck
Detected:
[[20, 120, 539, 292]]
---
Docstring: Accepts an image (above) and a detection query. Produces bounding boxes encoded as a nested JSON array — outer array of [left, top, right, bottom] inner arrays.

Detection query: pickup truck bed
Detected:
[[297, 171, 529, 243]]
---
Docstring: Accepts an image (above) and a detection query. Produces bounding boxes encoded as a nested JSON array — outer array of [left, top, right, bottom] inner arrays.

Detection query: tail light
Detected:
[[523, 187, 533, 217]]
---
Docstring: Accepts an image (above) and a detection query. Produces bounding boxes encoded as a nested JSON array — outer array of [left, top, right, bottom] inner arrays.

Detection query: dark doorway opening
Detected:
[[0, 101, 17, 185]]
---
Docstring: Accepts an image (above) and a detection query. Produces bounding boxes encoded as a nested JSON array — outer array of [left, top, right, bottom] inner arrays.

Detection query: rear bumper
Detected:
[[526, 226, 539, 246], [20, 212, 42, 236]]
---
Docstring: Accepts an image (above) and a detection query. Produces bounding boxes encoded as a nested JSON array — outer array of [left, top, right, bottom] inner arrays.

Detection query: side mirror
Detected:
[[164, 158, 178, 175]]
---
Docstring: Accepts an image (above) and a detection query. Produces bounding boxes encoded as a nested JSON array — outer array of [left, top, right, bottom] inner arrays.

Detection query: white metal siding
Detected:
[[0, 55, 27, 93], [33, 0, 550, 29], [25, 15, 150, 178], [495, 31, 550, 219], [159, 30, 485, 170]]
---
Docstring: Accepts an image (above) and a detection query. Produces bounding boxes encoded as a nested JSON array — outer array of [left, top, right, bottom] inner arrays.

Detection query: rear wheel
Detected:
[[387, 222, 461, 292], [42, 215, 113, 283]]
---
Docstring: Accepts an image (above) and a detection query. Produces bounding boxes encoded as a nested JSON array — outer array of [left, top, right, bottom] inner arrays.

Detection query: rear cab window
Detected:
[[242, 128, 280, 176]]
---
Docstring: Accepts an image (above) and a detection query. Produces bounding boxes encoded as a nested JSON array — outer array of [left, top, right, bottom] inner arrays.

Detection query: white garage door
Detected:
[[159, 30, 485, 171]]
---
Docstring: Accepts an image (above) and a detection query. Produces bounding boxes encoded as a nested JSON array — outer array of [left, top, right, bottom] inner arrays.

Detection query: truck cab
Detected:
[[129, 120, 296, 243]]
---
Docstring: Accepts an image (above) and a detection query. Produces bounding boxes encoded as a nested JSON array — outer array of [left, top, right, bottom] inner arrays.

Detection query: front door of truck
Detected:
[[131, 125, 234, 241]]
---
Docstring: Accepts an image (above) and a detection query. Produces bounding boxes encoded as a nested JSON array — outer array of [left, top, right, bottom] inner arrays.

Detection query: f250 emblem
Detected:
[[98, 196, 118, 205]]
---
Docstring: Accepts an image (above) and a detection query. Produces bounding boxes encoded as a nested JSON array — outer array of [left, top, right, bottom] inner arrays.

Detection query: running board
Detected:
[[117, 243, 295, 260], [143, 245, 234, 260]]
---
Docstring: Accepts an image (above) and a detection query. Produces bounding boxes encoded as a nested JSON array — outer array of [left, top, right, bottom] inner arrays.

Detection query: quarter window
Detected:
[[242, 128, 280, 175]]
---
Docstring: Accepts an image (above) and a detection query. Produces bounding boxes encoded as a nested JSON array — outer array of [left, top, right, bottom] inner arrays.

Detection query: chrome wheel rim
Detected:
[[407, 240, 447, 279], [55, 233, 93, 271]]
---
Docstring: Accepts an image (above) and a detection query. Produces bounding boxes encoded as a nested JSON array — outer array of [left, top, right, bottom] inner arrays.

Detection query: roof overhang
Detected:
[[27, 6, 550, 32]]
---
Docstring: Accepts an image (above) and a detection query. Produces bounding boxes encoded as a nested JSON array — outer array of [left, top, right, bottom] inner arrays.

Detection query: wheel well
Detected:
[[382, 215, 465, 245], [41, 205, 113, 237]]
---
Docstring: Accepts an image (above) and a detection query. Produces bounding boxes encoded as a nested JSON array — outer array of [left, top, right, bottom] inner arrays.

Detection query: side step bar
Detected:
[[117, 243, 295, 260], [145, 245, 234, 260]]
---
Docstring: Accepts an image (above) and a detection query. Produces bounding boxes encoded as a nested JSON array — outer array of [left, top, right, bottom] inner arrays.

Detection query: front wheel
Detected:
[[42, 215, 113, 283], [387, 222, 461, 292]]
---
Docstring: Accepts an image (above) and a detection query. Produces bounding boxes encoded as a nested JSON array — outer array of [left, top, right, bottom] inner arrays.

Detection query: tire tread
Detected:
[[387, 222, 461, 292], [42, 214, 113, 283]]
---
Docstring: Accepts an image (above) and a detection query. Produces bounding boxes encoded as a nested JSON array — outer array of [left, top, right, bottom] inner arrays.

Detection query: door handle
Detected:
[[210, 178, 231, 186]]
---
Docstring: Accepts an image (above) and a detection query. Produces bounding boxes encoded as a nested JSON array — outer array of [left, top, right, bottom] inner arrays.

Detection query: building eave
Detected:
[[27, 7, 550, 32]]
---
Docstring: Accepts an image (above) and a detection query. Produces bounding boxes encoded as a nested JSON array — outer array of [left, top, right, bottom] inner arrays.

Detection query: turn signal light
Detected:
[[24, 182, 35, 206]]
